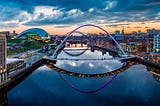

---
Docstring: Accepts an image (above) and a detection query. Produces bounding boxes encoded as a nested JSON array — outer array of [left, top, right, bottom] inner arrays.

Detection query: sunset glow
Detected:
[[0, 0, 160, 34]]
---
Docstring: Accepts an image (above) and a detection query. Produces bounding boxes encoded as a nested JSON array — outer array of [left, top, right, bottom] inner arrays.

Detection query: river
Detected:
[[7, 50, 160, 106]]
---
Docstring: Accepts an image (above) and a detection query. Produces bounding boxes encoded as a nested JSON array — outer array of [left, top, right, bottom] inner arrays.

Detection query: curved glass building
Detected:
[[17, 28, 50, 40]]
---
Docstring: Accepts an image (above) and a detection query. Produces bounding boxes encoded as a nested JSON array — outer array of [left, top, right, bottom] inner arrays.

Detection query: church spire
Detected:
[[121, 26, 125, 35]]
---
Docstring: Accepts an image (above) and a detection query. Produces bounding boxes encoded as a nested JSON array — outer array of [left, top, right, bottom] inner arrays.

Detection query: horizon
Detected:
[[0, 0, 160, 34], [1, 22, 160, 35]]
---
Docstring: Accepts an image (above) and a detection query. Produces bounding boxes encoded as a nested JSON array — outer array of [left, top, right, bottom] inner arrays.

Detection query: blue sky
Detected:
[[0, 0, 160, 34]]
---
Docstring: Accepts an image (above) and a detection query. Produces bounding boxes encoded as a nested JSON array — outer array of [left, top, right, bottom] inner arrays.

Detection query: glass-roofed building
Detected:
[[17, 28, 50, 40]]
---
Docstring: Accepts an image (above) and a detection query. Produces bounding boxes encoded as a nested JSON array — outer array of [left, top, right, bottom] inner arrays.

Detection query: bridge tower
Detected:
[[0, 34, 7, 82]]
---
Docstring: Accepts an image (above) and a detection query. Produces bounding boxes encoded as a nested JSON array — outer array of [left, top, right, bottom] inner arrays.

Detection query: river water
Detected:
[[7, 50, 160, 106]]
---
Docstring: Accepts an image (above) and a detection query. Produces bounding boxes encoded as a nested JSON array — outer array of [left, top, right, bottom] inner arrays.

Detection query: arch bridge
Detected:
[[1, 24, 160, 94]]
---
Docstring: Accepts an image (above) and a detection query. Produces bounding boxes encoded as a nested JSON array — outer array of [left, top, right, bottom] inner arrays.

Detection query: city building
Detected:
[[147, 29, 160, 36], [120, 42, 144, 53], [154, 34, 160, 53], [114, 30, 123, 41], [0, 31, 10, 38], [137, 30, 142, 36], [17, 28, 50, 40], [115, 30, 120, 36], [0, 34, 7, 82], [0, 30, 18, 39], [10, 30, 18, 39]]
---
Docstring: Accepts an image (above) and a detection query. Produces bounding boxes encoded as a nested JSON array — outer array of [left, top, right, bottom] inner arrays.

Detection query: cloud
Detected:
[[133, 26, 142, 28], [88, 63, 94, 68], [0, 0, 160, 28], [33, 6, 63, 20], [54, 25, 72, 28], [145, 1, 160, 6], [145, 26, 151, 28], [151, 20, 160, 23], [0, 22, 19, 28], [107, 23, 131, 27], [89, 8, 94, 12], [104, 1, 117, 10], [0, 5, 21, 21], [141, 22, 145, 24], [23, 7, 86, 26]]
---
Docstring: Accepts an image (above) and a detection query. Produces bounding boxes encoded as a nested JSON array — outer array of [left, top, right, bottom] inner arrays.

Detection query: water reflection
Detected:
[[4, 50, 160, 105], [0, 92, 7, 106], [56, 50, 123, 74]]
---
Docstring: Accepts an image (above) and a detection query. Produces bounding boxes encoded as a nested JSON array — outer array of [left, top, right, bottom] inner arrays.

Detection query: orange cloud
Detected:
[[1, 21, 160, 35]]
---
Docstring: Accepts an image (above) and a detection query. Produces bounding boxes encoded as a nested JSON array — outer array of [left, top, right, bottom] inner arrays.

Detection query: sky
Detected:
[[0, 0, 160, 34]]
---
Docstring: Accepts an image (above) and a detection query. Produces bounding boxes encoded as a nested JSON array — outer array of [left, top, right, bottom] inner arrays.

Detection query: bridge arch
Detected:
[[51, 24, 127, 93], [52, 24, 126, 58]]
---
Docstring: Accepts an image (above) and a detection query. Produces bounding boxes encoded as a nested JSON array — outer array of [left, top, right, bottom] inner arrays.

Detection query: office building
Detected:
[[154, 34, 160, 53], [0, 34, 7, 82], [115, 30, 120, 36]]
